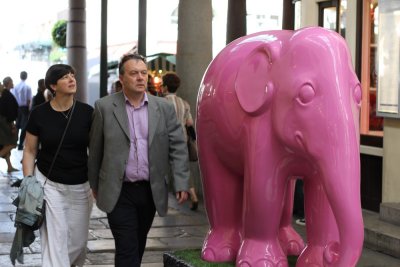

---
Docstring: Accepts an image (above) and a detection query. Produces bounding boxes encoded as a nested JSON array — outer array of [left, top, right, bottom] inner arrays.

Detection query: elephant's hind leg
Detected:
[[279, 178, 305, 256]]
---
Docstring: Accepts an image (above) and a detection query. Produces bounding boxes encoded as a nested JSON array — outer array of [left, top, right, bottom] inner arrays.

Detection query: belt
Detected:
[[123, 180, 149, 186]]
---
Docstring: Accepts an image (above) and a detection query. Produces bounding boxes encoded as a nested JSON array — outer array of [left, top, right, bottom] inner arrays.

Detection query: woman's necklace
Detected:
[[53, 100, 74, 119], [60, 107, 72, 119]]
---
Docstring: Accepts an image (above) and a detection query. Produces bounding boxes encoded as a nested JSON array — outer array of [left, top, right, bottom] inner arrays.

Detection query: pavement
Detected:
[[1, 149, 400, 267]]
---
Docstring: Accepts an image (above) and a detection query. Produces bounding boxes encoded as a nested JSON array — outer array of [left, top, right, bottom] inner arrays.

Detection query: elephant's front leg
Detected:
[[296, 177, 339, 267], [199, 141, 243, 263], [237, 158, 289, 267]]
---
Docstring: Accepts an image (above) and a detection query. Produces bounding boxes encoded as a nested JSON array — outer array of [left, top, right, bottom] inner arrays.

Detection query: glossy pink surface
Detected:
[[196, 27, 363, 267]]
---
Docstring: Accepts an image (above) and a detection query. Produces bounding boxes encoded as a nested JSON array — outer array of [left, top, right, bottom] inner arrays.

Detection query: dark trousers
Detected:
[[107, 181, 156, 267], [16, 106, 29, 149]]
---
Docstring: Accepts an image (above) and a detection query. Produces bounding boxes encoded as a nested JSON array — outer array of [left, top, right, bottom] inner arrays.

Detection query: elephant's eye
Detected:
[[297, 84, 315, 105], [353, 84, 362, 105]]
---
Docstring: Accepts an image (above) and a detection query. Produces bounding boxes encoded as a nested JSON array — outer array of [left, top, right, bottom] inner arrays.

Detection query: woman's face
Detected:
[[52, 73, 77, 95]]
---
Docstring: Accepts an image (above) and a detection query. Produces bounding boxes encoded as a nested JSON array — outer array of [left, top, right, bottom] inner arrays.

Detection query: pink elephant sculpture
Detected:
[[196, 27, 364, 267]]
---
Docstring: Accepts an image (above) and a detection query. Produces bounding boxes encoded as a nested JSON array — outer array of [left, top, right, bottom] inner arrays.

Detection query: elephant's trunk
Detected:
[[319, 127, 364, 267]]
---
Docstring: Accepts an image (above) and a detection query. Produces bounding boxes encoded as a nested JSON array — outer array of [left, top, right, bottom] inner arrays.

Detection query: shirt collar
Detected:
[[124, 92, 149, 108]]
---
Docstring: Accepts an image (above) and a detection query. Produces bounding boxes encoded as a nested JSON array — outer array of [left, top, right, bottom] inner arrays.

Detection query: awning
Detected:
[[107, 52, 176, 73], [146, 53, 176, 73]]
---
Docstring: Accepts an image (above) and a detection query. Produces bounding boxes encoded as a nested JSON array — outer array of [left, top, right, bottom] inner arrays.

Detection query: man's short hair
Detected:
[[162, 73, 180, 93], [118, 53, 146, 75], [20, 71, 28, 80]]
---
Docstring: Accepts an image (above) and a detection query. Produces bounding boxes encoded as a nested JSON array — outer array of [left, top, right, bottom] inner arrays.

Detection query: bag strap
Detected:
[[43, 100, 76, 186]]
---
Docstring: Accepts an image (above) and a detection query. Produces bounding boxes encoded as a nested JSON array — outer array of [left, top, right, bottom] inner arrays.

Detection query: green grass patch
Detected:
[[171, 249, 298, 266]]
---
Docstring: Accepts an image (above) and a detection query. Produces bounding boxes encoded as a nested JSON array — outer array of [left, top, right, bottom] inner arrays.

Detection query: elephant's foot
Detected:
[[237, 238, 288, 267], [201, 227, 241, 262], [279, 225, 305, 256], [296, 242, 340, 267]]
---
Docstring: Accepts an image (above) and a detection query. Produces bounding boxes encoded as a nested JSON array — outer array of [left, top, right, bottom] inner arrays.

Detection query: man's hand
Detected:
[[176, 191, 188, 204], [92, 189, 97, 200]]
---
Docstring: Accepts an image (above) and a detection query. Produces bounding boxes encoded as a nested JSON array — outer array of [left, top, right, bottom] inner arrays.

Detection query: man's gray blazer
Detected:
[[88, 92, 189, 216]]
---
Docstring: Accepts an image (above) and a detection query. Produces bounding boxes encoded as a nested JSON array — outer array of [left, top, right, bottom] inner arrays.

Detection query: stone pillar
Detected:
[[100, 0, 108, 98], [226, 0, 246, 44], [68, 0, 87, 102], [177, 0, 212, 121], [282, 0, 295, 30], [138, 0, 147, 56], [177, 0, 212, 197], [382, 119, 400, 203]]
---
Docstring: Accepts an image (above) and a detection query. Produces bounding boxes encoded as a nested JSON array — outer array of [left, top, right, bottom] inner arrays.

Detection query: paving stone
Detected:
[[142, 250, 164, 263], [85, 252, 114, 265], [0, 222, 15, 234], [0, 213, 12, 222], [147, 226, 183, 238], [0, 233, 14, 243], [87, 239, 115, 252], [89, 228, 113, 239], [0, 253, 41, 267], [152, 214, 208, 227], [0, 196, 12, 204], [90, 205, 107, 219], [181, 225, 210, 237], [0, 204, 15, 213], [89, 218, 108, 229], [0, 243, 12, 254], [159, 236, 205, 250], [144, 238, 166, 250], [142, 263, 163, 267]]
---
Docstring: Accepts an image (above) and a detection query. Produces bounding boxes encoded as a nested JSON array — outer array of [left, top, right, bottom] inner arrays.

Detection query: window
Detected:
[[361, 0, 383, 135], [318, 0, 347, 37]]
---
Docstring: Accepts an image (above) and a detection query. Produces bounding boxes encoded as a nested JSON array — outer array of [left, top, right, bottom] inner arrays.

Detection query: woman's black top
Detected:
[[31, 91, 46, 108], [26, 100, 93, 185]]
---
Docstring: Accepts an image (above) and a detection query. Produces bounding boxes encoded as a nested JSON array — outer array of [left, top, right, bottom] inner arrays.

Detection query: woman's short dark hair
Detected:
[[162, 73, 180, 93], [118, 53, 146, 75], [44, 64, 75, 93]]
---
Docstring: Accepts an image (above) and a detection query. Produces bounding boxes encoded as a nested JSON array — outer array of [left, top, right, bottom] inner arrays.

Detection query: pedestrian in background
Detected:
[[22, 64, 93, 267], [12, 71, 32, 150], [31, 78, 47, 108], [0, 77, 19, 172], [88, 53, 189, 267], [162, 72, 199, 210]]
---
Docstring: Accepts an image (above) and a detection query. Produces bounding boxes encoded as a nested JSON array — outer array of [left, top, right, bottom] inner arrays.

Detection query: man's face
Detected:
[[120, 59, 148, 95]]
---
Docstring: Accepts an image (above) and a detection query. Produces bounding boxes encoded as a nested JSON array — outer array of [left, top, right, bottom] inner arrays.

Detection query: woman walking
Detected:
[[0, 77, 19, 172], [22, 64, 93, 267]]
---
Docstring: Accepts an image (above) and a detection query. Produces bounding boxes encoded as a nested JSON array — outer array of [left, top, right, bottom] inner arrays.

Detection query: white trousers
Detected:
[[36, 166, 93, 267]]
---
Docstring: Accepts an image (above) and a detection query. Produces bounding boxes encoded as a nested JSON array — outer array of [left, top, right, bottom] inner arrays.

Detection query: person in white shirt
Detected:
[[12, 71, 32, 150]]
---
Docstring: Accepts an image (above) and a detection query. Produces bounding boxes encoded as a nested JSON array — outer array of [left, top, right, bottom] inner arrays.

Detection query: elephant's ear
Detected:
[[235, 43, 280, 115]]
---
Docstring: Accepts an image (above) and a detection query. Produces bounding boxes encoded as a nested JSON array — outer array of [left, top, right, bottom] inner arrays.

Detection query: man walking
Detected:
[[88, 53, 189, 267], [12, 71, 31, 150]]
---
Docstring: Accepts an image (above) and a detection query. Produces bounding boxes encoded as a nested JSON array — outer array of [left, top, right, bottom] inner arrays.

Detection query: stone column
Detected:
[[226, 0, 246, 44], [68, 0, 87, 102], [282, 0, 295, 30], [177, 0, 212, 120], [138, 0, 147, 56], [177, 0, 212, 196], [382, 119, 400, 203]]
